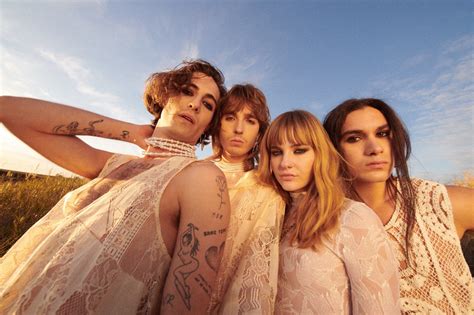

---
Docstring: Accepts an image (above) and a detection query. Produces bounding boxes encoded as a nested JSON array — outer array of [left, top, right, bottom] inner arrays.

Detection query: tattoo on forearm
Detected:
[[173, 223, 200, 310], [194, 274, 212, 297], [52, 119, 104, 136], [205, 241, 225, 272]]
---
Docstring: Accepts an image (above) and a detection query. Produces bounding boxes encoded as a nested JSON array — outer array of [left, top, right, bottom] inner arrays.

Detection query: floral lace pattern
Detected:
[[209, 170, 285, 314], [385, 179, 474, 314], [276, 200, 400, 315], [0, 155, 196, 314]]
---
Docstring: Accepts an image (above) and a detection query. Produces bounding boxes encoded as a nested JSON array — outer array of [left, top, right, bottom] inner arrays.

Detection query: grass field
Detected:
[[1, 169, 472, 275]]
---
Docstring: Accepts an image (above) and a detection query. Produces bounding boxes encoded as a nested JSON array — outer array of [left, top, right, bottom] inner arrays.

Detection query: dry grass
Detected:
[[0, 171, 86, 256]]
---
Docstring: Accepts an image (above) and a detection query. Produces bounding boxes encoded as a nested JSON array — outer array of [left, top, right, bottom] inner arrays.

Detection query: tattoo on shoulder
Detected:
[[194, 274, 212, 297], [173, 223, 200, 310], [162, 294, 175, 307]]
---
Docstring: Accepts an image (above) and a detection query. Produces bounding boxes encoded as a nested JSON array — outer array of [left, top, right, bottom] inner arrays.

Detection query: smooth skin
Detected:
[[219, 106, 260, 163], [0, 72, 230, 314], [270, 140, 315, 193], [339, 106, 473, 238]]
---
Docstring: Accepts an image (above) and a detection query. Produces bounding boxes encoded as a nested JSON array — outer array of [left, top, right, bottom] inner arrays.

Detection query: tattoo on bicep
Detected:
[[52, 119, 104, 136], [211, 176, 227, 220], [205, 241, 225, 272], [162, 294, 175, 307], [173, 223, 200, 310], [194, 274, 212, 297]]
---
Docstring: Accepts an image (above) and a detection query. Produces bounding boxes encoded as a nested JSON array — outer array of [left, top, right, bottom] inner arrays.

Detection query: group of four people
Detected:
[[0, 59, 472, 314]]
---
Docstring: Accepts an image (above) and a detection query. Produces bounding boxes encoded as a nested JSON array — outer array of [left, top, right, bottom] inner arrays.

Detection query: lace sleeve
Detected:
[[338, 202, 400, 314]]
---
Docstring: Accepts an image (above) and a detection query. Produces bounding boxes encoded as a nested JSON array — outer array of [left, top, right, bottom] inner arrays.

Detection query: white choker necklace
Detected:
[[143, 137, 196, 159], [214, 159, 245, 173]]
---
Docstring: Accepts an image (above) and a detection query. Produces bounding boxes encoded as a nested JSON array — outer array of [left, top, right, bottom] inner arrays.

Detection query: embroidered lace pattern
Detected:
[[0, 154, 196, 314], [276, 199, 401, 314], [208, 170, 285, 314], [385, 178, 474, 314]]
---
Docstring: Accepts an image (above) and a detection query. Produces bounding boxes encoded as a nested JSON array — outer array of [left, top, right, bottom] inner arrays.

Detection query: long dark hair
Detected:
[[323, 98, 416, 257]]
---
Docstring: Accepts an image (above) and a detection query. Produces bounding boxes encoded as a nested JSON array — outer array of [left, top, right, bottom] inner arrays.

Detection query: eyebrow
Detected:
[[189, 83, 218, 105], [341, 124, 389, 138]]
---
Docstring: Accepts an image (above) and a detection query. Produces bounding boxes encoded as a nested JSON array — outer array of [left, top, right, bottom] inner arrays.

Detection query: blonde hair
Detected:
[[257, 110, 346, 250]]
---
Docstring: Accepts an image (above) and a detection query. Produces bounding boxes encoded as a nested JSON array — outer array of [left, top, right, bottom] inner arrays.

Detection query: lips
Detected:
[[278, 173, 296, 181], [178, 112, 195, 124], [229, 138, 244, 145], [366, 161, 388, 168]]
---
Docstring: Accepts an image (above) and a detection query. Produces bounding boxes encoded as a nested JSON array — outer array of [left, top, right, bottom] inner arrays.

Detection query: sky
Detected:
[[0, 0, 472, 183]]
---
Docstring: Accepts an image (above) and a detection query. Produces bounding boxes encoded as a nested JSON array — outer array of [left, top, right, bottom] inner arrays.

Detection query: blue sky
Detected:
[[0, 0, 472, 183]]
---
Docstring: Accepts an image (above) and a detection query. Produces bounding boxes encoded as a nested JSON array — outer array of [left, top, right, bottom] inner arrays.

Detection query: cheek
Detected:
[[270, 156, 279, 171]]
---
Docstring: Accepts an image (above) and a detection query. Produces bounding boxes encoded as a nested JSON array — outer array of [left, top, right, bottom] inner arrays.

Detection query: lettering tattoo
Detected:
[[205, 241, 225, 272], [173, 223, 200, 310], [52, 119, 104, 136], [203, 228, 226, 237], [194, 274, 212, 297], [212, 176, 227, 220]]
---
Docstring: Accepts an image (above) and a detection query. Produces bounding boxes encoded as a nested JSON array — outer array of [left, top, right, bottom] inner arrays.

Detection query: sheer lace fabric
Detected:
[[209, 170, 285, 314], [386, 179, 474, 314], [0, 155, 196, 314], [276, 199, 400, 315]]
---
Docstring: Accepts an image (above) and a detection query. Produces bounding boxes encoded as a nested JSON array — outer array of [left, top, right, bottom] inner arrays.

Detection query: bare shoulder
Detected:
[[177, 160, 225, 183], [446, 185, 473, 203]]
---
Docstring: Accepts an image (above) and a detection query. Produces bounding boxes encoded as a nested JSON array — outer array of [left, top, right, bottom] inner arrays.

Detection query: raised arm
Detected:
[[0, 96, 152, 178], [446, 185, 474, 238], [161, 162, 231, 314], [342, 203, 400, 315]]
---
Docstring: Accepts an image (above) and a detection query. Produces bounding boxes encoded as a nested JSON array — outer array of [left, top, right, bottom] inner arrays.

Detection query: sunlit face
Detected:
[[155, 73, 220, 144], [270, 139, 315, 193], [219, 106, 260, 163], [339, 106, 393, 184]]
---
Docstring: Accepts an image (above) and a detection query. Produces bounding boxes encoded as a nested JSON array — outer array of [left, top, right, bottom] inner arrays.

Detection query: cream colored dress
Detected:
[[209, 163, 285, 314], [0, 154, 196, 314], [386, 178, 473, 314], [276, 199, 401, 315]]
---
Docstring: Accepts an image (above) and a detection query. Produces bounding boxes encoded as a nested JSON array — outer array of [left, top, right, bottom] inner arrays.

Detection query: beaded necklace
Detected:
[[143, 137, 196, 159]]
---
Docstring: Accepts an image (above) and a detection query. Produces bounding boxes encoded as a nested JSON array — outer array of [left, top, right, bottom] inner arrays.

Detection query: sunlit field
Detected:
[[1, 170, 472, 276], [0, 170, 86, 256]]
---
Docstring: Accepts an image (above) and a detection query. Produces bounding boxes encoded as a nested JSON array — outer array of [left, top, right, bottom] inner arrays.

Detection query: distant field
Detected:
[[0, 169, 472, 275], [0, 169, 86, 256]]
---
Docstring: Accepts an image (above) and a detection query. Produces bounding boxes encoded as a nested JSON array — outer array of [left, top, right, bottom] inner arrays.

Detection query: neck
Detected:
[[353, 180, 394, 222], [290, 191, 306, 206], [221, 152, 248, 164], [215, 157, 246, 173]]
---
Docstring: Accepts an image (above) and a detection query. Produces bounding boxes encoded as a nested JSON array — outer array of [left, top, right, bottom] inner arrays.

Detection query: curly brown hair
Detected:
[[143, 59, 226, 145]]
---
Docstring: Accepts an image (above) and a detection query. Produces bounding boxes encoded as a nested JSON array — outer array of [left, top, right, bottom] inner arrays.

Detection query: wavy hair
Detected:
[[258, 110, 346, 250], [143, 59, 227, 146], [211, 84, 270, 170], [323, 98, 416, 256]]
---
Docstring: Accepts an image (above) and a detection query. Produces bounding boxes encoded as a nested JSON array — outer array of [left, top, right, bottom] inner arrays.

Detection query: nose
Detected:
[[188, 98, 201, 112], [279, 152, 294, 169], [365, 137, 383, 156], [234, 119, 244, 134]]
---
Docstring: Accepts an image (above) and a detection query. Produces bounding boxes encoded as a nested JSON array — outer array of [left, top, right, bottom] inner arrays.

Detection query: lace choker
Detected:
[[214, 159, 245, 173], [143, 137, 196, 159]]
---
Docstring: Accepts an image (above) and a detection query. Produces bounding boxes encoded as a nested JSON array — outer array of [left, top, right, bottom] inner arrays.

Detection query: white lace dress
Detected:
[[0, 155, 196, 314], [209, 166, 285, 314], [386, 178, 473, 314], [276, 199, 400, 314]]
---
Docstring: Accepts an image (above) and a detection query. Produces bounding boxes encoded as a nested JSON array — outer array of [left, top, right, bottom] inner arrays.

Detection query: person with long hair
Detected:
[[0, 60, 231, 314], [258, 110, 400, 314], [323, 98, 474, 314], [207, 84, 285, 313]]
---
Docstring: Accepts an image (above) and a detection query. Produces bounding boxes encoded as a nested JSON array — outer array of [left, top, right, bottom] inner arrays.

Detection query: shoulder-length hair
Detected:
[[258, 110, 346, 250], [143, 59, 227, 146], [211, 84, 270, 171], [323, 98, 416, 254]]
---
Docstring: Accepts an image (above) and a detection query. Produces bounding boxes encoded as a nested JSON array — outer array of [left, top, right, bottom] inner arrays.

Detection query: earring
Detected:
[[198, 134, 206, 150]]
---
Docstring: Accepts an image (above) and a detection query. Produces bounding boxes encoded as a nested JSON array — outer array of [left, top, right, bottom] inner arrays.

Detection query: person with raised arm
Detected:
[[258, 110, 400, 314], [0, 59, 231, 314], [207, 84, 285, 314], [323, 98, 474, 314]]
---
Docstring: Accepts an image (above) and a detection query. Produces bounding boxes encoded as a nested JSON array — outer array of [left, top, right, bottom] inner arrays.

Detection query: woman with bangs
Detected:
[[207, 84, 285, 314], [258, 110, 400, 314]]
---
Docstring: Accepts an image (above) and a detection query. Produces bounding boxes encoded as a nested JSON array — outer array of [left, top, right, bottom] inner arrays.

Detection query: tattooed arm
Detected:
[[0, 96, 153, 178], [161, 162, 230, 314]]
